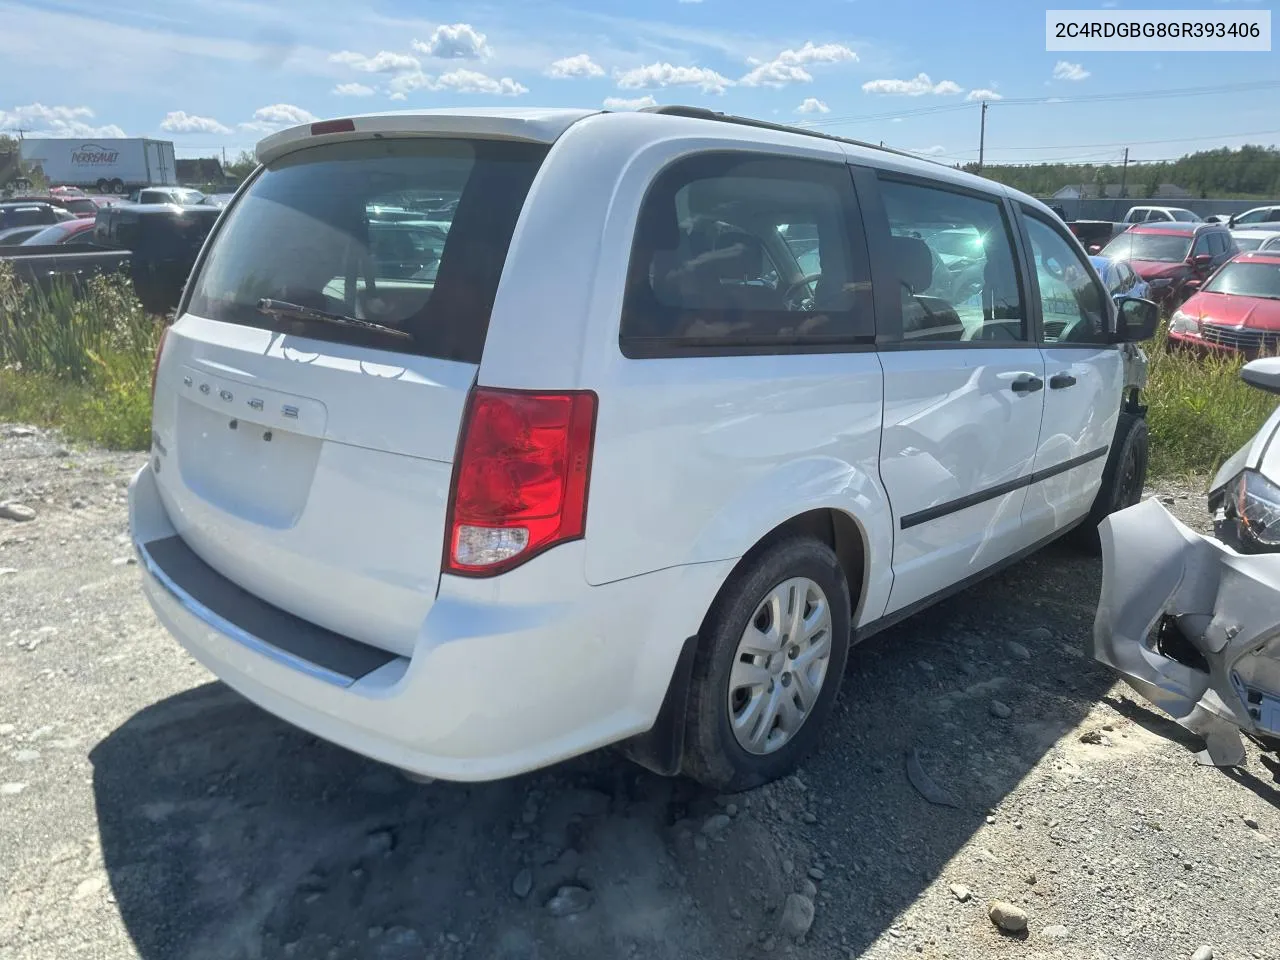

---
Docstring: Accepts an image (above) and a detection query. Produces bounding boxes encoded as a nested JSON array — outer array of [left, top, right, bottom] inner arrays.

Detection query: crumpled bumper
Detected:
[[1093, 498, 1280, 765]]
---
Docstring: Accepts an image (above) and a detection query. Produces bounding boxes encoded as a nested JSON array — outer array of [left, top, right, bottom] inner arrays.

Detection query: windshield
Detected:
[[186, 137, 547, 363], [1234, 236, 1267, 252], [1202, 261, 1280, 300], [1101, 231, 1193, 263], [1170, 209, 1201, 222], [62, 198, 98, 214]]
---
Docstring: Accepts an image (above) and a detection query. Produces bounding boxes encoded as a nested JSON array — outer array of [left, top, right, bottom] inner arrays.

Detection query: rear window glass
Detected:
[[186, 138, 547, 363]]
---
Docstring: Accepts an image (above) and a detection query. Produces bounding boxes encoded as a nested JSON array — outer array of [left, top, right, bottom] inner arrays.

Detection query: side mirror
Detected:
[[1228, 215, 1237, 228], [1182, 278, 1202, 294], [1113, 297, 1159, 343], [1192, 253, 1213, 268], [1088, 244, 1102, 254], [1242, 357, 1280, 395]]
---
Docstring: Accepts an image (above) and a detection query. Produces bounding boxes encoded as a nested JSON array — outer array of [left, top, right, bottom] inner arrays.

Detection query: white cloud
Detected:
[[740, 41, 856, 87], [0, 103, 125, 138], [1053, 60, 1090, 81], [909, 145, 947, 155], [616, 62, 733, 94], [861, 73, 963, 96], [333, 82, 375, 97], [547, 53, 606, 79], [966, 88, 1003, 101], [796, 97, 830, 114], [239, 103, 316, 133], [412, 24, 491, 60], [604, 95, 658, 110], [386, 69, 527, 99], [330, 50, 420, 74], [159, 110, 231, 135], [436, 69, 527, 96]]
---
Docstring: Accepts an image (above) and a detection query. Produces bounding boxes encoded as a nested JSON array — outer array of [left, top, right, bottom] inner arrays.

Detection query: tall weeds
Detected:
[[1143, 327, 1276, 479], [0, 262, 162, 449]]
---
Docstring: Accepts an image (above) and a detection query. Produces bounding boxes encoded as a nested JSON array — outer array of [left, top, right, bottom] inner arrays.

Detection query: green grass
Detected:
[[1143, 327, 1276, 479], [1, 258, 1276, 476], [0, 262, 161, 450]]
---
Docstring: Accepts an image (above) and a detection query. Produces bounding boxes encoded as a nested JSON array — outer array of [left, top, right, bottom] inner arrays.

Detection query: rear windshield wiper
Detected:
[[256, 298, 411, 340]]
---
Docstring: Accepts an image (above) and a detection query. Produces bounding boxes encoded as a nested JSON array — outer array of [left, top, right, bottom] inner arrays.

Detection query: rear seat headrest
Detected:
[[891, 235, 934, 294]]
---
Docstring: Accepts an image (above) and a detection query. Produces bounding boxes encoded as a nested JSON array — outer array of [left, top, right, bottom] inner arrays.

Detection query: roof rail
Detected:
[[636, 104, 941, 166]]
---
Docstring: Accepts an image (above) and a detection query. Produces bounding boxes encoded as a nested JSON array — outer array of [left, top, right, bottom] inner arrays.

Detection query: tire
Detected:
[[1075, 412, 1149, 552], [95, 178, 109, 194], [681, 537, 851, 791], [110, 179, 125, 194]]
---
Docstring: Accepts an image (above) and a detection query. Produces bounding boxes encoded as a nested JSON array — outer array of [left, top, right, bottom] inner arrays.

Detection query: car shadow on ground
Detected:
[[90, 543, 1130, 960]]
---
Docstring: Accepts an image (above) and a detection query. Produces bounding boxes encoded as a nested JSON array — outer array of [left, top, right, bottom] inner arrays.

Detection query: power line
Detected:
[[954, 128, 1280, 153], [802, 79, 1280, 129]]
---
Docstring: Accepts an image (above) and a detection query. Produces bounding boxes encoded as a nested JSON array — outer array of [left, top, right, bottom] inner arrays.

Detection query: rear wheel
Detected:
[[682, 538, 850, 790], [110, 179, 125, 194], [1075, 412, 1149, 552], [95, 178, 109, 194]]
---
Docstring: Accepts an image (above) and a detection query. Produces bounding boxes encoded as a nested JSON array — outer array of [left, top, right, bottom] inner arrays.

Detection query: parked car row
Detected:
[[1, 197, 221, 312]]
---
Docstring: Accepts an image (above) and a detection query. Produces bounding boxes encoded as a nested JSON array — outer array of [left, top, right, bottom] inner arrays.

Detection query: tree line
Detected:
[[963, 144, 1280, 200]]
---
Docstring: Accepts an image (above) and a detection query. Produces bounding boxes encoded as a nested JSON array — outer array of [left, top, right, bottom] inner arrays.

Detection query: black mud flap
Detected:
[[618, 635, 699, 777]]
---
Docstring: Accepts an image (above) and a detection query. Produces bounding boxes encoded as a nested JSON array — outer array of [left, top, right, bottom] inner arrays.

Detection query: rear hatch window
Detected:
[[186, 137, 547, 363]]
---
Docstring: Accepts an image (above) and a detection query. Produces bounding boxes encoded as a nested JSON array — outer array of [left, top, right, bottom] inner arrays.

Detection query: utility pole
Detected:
[[978, 101, 988, 173], [1118, 147, 1129, 198]]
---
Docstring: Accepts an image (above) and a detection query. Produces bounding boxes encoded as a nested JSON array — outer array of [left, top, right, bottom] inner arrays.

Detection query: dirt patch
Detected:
[[2, 424, 1278, 960]]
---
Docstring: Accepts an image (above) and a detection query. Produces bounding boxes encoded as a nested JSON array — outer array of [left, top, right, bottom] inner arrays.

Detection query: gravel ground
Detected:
[[1, 425, 1277, 960]]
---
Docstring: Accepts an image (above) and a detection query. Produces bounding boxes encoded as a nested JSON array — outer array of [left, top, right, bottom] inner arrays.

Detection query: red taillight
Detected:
[[445, 388, 597, 577], [150, 325, 170, 405], [311, 118, 355, 135]]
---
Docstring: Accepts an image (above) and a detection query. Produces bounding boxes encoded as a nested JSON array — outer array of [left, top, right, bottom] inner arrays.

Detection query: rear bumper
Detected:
[[130, 463, 734, 781]]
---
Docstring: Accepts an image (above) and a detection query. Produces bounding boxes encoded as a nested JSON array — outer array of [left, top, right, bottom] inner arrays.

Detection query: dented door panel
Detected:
[[1093, 498, 1280, 766]]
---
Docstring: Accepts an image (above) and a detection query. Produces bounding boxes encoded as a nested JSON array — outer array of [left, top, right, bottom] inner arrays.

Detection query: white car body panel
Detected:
[[1022, 345, 1124, 542], [878, 349, 1045, 614], [130, 107, 1139, 780]]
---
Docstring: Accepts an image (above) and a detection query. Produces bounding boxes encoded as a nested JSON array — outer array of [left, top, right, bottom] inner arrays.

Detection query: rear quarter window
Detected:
[[185, 137, 547, 363], [620, 152, 874, 357]]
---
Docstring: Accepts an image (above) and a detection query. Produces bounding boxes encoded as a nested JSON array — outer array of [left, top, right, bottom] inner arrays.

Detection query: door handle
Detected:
[[1011, 375, 1044, 394], [1049, 373, 1077, 389]]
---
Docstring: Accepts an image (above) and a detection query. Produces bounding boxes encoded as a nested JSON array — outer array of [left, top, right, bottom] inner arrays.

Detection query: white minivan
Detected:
[[130, 107, 1158, 790]]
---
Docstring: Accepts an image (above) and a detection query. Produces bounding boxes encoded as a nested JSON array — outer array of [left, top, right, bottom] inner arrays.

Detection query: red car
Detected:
[[19, 217, 98, 247], [1098, 222, 1237, 305], [1168, 250, 1280, 356]]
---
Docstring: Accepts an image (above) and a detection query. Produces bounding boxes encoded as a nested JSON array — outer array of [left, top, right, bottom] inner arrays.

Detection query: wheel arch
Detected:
[[620, 506, 871, 778]]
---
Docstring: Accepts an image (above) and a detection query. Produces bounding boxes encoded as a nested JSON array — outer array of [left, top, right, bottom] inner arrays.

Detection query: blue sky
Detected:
[[1, 0, 1276, 168]]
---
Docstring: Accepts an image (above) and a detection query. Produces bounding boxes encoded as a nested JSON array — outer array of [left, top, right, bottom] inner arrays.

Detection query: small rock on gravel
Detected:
[[807, 867, 825, 881], [801, 811, 818, 824], [988, 900, 1028, 934], [0, 502, 36, 522], [1041, 924, 1069, 941], [949, 883, 971, 903], [1025, 626, 1053, 644], [800, 879, 818, 898], [547, 885, 592, 917], [1191, 947, 1214, 960], [1005, 640, 1031, 661], [512, 868, 533, 899], [989, 700, 1013, 719], [1243, 816, 1259, 830], [702, 813, 732, 837], [778, 893, 815, 940], [1, 782, 28, 795]]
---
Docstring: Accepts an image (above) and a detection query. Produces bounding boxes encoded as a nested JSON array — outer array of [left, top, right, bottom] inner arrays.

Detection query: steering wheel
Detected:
[[782, 272, 823, 309]]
